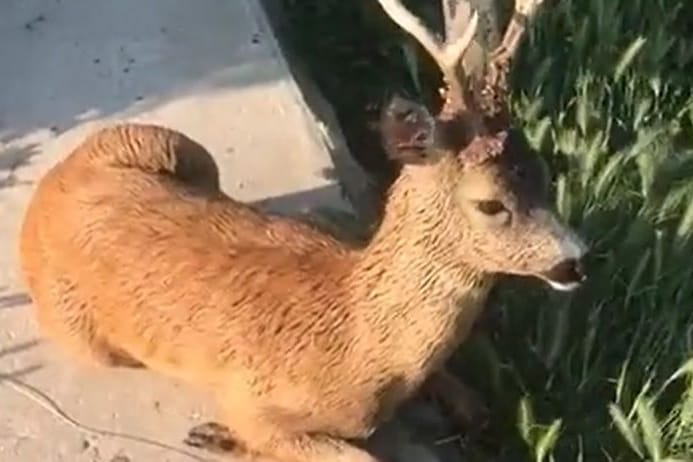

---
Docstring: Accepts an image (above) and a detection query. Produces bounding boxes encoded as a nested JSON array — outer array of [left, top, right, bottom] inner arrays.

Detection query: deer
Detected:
[[17, 0, 585, 461]]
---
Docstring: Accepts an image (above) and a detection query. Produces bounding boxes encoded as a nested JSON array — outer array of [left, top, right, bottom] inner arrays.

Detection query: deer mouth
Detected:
[[541, 259, 586, 291]]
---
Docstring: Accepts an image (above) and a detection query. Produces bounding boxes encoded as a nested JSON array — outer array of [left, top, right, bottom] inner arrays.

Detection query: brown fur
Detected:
[[16, 5, 588, 457], [19, 116, 583, 462]]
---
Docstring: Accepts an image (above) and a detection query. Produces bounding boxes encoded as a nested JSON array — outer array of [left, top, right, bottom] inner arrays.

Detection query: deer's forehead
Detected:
[[456, 167, 501, 198], [458, 152, 548, 202]]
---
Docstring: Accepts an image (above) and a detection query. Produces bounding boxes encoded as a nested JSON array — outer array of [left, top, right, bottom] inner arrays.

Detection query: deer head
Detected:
[[376, 0, 586, 291]]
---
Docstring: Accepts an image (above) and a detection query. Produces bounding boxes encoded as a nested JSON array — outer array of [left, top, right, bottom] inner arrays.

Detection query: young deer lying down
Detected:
[[19, 0, 585, 461]]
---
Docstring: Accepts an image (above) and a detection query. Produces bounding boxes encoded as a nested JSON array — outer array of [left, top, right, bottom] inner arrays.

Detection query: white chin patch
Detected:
[[544, 279, 582, 292]]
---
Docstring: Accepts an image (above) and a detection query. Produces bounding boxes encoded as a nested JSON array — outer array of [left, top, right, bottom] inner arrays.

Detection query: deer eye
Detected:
[[476, 200, 506, 216]]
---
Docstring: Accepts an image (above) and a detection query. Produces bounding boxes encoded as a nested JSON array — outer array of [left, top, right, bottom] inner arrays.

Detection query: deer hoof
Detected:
[[184, 421, 236, 454]]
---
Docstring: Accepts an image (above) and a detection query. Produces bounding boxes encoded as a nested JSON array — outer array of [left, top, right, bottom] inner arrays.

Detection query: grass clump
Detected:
[[276, 0, 693, 460]]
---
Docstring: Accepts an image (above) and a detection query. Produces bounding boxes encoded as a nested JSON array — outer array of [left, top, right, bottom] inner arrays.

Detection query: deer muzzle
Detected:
[[541, 219, 587, 291]]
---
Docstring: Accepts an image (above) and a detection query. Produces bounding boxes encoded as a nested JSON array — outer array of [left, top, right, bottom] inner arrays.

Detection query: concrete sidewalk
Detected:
[[0, 1, 370, 460]]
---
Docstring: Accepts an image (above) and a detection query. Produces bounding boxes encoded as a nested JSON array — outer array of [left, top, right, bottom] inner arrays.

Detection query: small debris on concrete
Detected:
[[24, 14, 46, 31]]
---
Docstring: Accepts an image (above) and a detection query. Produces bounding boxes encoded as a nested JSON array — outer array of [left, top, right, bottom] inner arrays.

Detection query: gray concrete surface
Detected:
[[0, 0, 371, 460]]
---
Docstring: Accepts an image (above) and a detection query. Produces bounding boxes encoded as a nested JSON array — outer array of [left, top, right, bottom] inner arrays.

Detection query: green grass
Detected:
[[277, 0, 693, 460]]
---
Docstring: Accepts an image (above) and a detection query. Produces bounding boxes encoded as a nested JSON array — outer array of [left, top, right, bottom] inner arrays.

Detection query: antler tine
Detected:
[[493, 0, 544, 65], [443, 11, 479, 70], [482, 0, 545, 120], [376, 0, 479, 111], [442, 0, 475, 46], [377, 0, 444, 68]]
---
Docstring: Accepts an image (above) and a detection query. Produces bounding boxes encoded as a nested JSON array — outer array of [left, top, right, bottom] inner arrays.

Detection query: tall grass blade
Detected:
[[614, 37, 647, 81], [609, 403, 645, 458], [675, 199, 693, 241], [594, 154, 626, 199], [536, 419, 563, 462], [636, 398, 664, 461], [625, 249, 651, 307], [518, 396, 536, 445], [658, 358, 693, 397]]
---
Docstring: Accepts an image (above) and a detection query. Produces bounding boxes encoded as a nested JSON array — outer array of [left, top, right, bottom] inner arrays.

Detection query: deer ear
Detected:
[[380, 95, 438, 165]]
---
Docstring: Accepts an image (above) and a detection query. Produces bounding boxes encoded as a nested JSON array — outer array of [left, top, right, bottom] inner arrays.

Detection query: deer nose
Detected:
[[541, 258, 586, 292]]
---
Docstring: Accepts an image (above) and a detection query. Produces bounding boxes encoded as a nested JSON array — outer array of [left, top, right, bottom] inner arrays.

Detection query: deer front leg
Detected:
[[185, 416, 379, 462], [423, 368, 489, 430], [185, 421, 236, 454]]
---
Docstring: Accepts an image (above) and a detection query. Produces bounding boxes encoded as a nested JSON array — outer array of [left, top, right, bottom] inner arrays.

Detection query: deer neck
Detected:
[[349, 161, 495, 367]]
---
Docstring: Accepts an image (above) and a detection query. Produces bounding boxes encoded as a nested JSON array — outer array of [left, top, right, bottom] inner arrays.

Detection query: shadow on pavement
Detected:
[[0, 292, 32, 310]]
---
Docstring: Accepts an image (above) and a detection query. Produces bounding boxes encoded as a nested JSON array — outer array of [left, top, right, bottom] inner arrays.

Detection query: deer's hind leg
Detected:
[[32, 275, 143, 369], [185, 397, 379, 462]]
